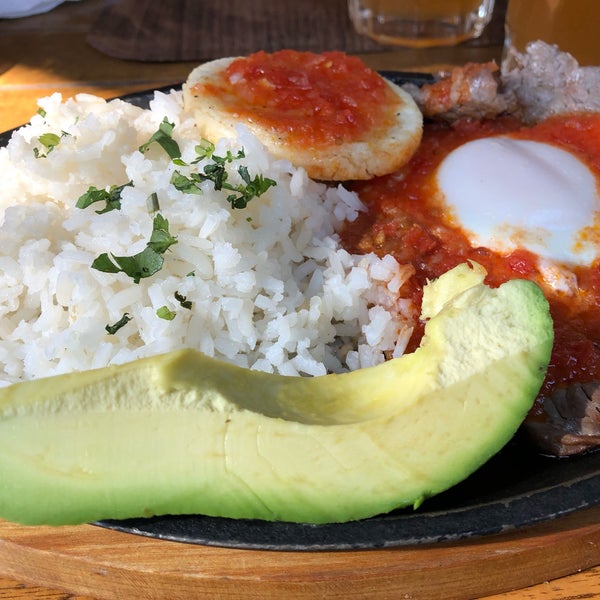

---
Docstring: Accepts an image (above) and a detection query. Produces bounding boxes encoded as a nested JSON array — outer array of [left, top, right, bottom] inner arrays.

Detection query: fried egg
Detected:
[[436, 137, 600, 275]]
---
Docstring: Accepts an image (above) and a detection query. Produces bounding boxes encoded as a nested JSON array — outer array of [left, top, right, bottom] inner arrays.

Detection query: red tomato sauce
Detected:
[[341, 114, 600, 408], [196, 50, 400, 147]]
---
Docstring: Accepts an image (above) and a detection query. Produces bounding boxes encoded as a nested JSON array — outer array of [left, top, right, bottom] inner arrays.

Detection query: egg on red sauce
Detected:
[[342, 113, 600, 409]]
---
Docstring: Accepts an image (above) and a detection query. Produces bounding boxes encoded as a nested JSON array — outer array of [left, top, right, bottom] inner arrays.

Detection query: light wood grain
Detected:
[[0, 506, 599, 600], [1, 1, 599, 599]]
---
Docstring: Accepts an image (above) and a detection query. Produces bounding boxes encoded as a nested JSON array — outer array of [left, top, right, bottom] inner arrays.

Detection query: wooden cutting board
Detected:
[[0, 505, 599, 599]]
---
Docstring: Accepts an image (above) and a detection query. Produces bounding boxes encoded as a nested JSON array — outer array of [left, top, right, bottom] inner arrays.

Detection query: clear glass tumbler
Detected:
[[348, 0, 496, 48]]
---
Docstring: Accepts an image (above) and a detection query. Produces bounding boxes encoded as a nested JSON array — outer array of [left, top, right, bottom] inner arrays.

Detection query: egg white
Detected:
[[436, 137, 600, 276]]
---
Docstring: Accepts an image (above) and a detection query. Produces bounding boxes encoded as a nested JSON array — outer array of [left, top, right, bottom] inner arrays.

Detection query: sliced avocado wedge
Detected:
[[0, 263, 553, 525]]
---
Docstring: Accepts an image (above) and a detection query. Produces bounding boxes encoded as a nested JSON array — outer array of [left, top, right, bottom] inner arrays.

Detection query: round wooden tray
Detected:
[[1, 506, 600, 599]]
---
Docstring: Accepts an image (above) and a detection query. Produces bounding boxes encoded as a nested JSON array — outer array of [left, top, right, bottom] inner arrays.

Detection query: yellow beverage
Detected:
[[348, 0, 495, 47], [363, 0, 488, 20], [505, 0, 600, 66]]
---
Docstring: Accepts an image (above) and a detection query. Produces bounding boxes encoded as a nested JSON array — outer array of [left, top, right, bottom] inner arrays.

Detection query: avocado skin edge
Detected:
[[0, 264, 554, 525]]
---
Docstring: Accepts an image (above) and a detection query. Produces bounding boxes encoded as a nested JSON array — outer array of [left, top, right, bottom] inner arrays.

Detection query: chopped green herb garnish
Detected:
[[139, 117, 181, 159], [147, 192, 160, 212], [174, 291, 192, 309], [203, 160, 227, 190], [156, 306, 176, 320], [105, 313, 132, 334], [171, 147, 276, 209], [92, 214, 177, 283], [92, 246, 165, 283], [170, 170, 203, 195], [192, 138, 216, 162], [147, 213, 178, 254], [39, 133, 61, 147], [36, 108, 47, 118], [227, 166, 276, 209], [76, 182, 132, 214], [33, 131, 69, 158]]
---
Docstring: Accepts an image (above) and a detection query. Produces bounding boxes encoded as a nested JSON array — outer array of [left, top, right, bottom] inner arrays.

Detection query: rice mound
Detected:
[[0, 90, 416, 385]]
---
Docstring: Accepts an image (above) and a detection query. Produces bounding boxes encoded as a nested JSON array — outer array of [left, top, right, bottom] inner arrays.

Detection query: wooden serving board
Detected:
[[0, 506, 599, 599]]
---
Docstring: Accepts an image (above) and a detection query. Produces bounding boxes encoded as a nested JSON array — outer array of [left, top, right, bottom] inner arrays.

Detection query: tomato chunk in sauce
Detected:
[[198, 50, 400, 147], [341, 114, 600, 409]]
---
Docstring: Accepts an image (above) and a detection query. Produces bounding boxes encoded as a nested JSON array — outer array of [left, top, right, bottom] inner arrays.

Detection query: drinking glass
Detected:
[[348, 0, 496, 48]]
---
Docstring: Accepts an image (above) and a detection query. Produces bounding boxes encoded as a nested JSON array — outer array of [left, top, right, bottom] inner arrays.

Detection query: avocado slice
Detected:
[[0, 263, 553, 525]]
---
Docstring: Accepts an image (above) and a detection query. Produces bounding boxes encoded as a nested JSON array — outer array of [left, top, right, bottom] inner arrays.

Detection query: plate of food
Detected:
[[0, 45, 598, 551]]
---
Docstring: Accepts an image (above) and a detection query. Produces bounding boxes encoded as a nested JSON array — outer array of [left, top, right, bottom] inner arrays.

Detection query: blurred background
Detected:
[[0, 0, 508, 131]]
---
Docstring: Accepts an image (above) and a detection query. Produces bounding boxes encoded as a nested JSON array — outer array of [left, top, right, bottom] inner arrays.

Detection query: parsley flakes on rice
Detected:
[[0, 89, 416, 385]]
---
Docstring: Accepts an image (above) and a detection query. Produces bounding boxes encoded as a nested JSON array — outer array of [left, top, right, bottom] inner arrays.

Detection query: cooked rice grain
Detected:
[[0, 91, 416, 385]]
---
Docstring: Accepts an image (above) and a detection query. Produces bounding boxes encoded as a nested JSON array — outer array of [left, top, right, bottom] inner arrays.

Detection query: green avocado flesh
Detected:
[[0, 263, 553, 525]]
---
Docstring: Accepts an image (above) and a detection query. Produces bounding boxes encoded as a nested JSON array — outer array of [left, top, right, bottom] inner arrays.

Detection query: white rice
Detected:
[[0, 90, 416, 386]]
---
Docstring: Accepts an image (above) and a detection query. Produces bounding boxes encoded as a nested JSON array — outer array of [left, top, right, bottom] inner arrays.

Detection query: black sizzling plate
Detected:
[[99, 434, 600, 550], [2, 73, 600, 551]]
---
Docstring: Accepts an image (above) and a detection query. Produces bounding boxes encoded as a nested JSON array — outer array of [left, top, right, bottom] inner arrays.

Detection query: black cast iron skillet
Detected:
[[3, 72, 599, 551]]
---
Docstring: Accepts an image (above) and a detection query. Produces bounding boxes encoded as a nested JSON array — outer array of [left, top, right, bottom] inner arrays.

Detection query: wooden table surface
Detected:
[[1, 1, 599, 599]]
